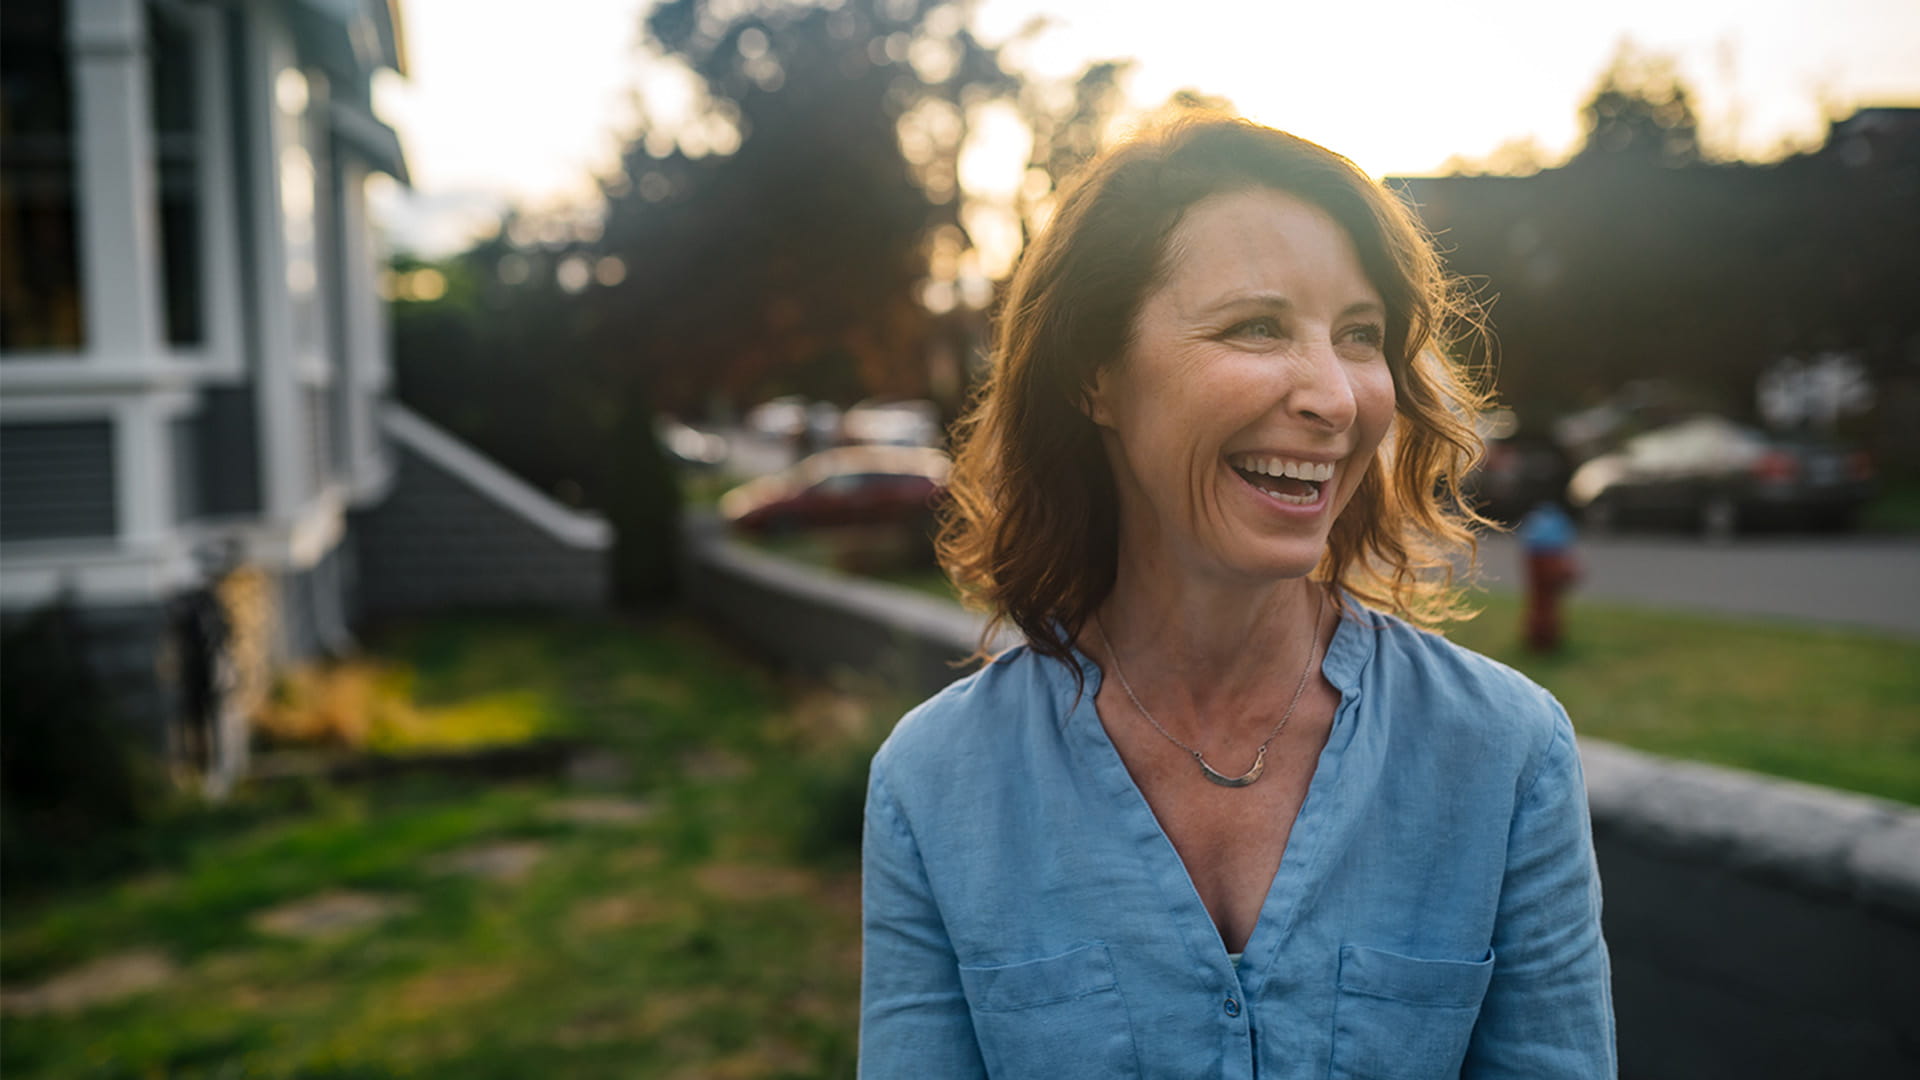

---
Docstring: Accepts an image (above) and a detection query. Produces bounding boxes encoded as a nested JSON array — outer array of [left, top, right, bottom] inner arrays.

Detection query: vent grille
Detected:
[[0, 419, 117, 541]]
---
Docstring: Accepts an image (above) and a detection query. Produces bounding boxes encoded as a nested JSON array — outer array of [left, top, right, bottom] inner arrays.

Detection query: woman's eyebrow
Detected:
[[1198, 291, 1292, 317], [1196, 295, 1385, 319]]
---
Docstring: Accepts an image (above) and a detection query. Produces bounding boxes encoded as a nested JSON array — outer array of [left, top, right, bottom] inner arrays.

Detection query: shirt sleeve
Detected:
[[859, 763, 988, 1079], [1462, 716, 1619, 1079]]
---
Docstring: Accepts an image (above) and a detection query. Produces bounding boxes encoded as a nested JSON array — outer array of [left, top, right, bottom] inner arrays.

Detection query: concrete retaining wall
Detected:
[[352, 405, 610, 616], [683, 521, 1920, 1076], [681, 517, 1012, 697], [1583, 743, 1920, 1078]]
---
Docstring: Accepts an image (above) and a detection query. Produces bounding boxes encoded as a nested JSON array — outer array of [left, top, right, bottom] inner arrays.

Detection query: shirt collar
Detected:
[[1052, 589, 1378, 726]]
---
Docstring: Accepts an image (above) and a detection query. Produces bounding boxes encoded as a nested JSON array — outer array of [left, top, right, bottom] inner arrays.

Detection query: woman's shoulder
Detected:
[[1362, 608, 1556, 699], [1352, 606, 1576, 771]]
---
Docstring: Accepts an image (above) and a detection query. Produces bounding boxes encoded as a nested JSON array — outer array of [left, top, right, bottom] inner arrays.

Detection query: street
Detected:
[[1469, 532, 1920, 638]]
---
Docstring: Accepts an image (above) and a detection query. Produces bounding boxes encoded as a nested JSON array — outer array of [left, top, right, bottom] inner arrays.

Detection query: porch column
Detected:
[[68, 0, 164, 363]]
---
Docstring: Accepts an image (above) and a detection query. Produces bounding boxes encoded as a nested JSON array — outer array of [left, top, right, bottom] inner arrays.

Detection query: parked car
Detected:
[[719, 445, 950, 534], [840, 398, 943, 448], [744, 396, 843, 455], [745, 395, 810, 440], [1566, 416, 1873, 538], [1465, 434, 1572, 525]]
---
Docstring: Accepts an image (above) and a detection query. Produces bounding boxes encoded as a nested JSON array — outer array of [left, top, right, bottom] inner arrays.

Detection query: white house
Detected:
[[0, 0, 609, 791]]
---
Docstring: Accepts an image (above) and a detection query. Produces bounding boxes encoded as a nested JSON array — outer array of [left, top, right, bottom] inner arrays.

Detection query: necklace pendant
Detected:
[[1198, 746, 1267, 788]]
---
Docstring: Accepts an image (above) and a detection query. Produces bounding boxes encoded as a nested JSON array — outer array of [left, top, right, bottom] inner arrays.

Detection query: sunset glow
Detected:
[[374, 0, 1920, 254]]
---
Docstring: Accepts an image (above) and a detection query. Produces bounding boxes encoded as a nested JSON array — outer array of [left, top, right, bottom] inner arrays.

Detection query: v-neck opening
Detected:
[[1060, 605, 1373, 988]]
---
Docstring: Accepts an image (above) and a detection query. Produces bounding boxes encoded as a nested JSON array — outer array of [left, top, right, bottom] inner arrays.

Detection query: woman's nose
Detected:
[[1287, 339, 1359, 431]]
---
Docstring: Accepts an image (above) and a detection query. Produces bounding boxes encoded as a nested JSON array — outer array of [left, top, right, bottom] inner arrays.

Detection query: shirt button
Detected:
[[1223, 998, 1242, 1018]]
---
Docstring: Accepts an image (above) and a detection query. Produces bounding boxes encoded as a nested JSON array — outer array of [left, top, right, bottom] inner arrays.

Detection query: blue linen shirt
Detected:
[[860, 606, 1615, 1078]]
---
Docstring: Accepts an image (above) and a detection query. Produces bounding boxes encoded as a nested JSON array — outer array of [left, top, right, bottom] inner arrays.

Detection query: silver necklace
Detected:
[[1095, 589, 1326, 788]]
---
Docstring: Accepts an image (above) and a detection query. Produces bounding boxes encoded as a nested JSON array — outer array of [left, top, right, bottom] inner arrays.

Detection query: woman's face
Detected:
[[1085, 186, 1397, 587]]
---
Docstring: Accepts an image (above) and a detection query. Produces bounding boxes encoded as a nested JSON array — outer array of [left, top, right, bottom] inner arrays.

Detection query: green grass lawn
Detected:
[[2, 616, 893, 1079], [1444, 591, 1920, 804]]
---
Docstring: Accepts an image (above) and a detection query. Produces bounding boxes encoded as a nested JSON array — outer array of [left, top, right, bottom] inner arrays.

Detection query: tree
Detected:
[[1013, 59, 1131, 244], [1573, 42, 1702, 167], [592, 0, 1017, 413], [392, 2, 1027, 605]]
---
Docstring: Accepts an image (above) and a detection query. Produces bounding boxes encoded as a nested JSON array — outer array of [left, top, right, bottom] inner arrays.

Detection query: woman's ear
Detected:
[[1080, 367, 1117, 429]]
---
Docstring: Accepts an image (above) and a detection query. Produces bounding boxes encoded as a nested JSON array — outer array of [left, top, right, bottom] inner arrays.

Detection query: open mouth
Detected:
[[1228, 454, 1332, 507]]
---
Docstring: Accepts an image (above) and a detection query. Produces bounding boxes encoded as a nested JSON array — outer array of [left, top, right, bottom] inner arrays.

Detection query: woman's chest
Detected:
[[1128, 756, 1314, 951], [1096, 686, 1337, 951]]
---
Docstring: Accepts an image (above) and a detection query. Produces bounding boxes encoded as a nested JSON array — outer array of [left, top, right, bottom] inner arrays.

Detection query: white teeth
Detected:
[[1254, 487, 1317, 506], [1232, 455, 1334, 483]]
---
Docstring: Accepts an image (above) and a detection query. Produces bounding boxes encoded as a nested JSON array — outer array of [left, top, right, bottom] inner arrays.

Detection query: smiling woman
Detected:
[[860, 116, 1616, 1078], [1082, 186, 1401, 589], [941, 117, 1492, 679]]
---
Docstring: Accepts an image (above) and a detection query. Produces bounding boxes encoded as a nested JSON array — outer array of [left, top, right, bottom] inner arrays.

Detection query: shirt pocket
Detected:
[[1328, 944, 1495, 1080], [958, 942, 1139, 1078]]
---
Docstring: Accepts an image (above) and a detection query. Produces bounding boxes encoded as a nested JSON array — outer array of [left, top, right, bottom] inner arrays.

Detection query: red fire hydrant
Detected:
[[1517, 502, 1579, 652]]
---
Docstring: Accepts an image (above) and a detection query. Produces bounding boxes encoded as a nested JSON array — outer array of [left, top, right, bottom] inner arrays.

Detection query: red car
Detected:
[[720, 446, 950, 534]]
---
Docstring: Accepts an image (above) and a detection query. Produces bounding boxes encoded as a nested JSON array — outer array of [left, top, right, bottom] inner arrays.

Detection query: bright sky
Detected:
[[372, 0, 1920, 256]]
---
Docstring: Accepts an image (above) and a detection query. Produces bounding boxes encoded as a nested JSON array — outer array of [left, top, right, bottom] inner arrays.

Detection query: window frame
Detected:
[[0, 0, 244, 383]]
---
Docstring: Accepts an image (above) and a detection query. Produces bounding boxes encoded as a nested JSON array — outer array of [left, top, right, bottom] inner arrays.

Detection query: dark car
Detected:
[[1566, 416, 1873, 539], [1465, 434, 1573, 525], [719, 445, 950, 534]]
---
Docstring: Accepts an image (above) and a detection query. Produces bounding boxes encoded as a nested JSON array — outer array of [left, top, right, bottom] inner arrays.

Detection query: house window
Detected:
[[0, 0, 85, 352], [150, 2, 203, 348]]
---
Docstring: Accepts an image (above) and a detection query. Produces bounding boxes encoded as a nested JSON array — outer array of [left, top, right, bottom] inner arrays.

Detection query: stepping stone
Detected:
[[692, 862, 815, 901], [679, 748, 750, 781], [0, 948, 176, 1016], [252, 891, 413, 941], [566, 750, 633, 788], [568, 892, 682, 933], [542, 796, 655, 827], [429, 840, 548, 883], [788, 687, 873, 743]]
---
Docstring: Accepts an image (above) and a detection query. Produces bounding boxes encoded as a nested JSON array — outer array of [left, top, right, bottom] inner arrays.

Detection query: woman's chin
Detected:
[[1197, 535, 1331, 587]]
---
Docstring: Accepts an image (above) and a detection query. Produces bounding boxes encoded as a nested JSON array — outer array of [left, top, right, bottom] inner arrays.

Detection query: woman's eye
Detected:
[[1229, 317, 1282, 341], [1342, 323, 1386, 349]]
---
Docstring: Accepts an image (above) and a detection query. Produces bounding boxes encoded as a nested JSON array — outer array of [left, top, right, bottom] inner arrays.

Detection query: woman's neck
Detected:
[[1093, 557, 1327, 723]]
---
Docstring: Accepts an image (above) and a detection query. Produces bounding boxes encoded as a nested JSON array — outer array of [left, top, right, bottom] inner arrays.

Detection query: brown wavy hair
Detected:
[[938, 114, 1493, 678]]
